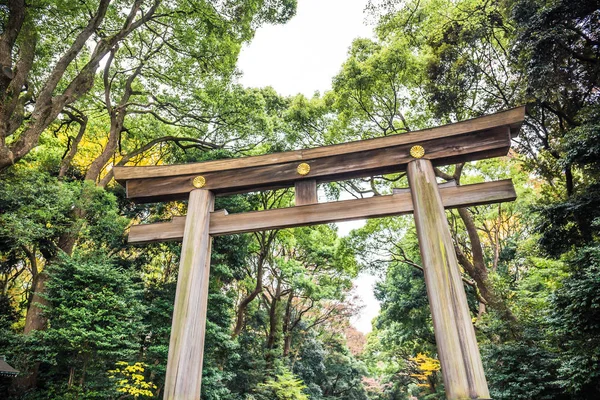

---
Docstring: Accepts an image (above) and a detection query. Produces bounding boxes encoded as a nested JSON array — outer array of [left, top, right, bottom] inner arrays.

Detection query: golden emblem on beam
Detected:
[[192, 176, 206, 188], [410, 145, 425, 158], [297, 163, 311, 176]]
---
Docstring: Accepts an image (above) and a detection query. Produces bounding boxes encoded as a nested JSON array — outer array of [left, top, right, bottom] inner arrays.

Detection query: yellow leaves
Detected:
[[109, 361, 157, 398], [409, 353, 440, 387]]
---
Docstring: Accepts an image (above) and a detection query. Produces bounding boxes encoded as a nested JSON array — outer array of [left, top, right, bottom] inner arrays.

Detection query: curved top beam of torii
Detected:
[[113, 106, 525, 203]]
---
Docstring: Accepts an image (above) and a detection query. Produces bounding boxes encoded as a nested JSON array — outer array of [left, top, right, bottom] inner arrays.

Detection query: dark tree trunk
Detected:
[[565, 163, 574, 197], [266, 279, 282, 351], [435, 165, 519, 333], [456, 207, 519, 333], [265, 279, 282, 370], [282, 290, 294, 357], [234, 232, 276, 337]]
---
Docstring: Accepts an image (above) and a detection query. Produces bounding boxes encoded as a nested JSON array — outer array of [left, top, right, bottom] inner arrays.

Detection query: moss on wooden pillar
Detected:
[[407, 159, 491, 400]]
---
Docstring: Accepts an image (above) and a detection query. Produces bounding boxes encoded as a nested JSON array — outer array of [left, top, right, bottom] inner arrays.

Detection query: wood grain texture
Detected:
[[163, 189, 214, 400], [295, 180, 318, 205], [124, 127, 511, 202], [407, 159, 491, 399], [128, 180, 516, 243], [114, 106, 525, 182]]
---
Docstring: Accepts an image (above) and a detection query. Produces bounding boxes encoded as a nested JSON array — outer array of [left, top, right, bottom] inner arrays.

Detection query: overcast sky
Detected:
[[238, 0, 374, 97], [237, 0, 380, 334]]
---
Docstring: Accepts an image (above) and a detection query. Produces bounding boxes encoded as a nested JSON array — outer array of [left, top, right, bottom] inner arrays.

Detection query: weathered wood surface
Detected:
[[115, 107, 525, 202], [123, 128, 510, 202], [163, 189, 214, 400], [408, 159, 491, 399], [392, 179, 457, 194], [128, 179, 516, 243], [115, 107, 524, 181], [295, 179, 318, 205]]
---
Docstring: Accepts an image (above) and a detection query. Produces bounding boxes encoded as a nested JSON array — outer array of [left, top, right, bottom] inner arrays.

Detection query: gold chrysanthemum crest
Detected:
[[410, 145, 425, 159], [297, 163, 311, 176], [192, 175, 206, 188]]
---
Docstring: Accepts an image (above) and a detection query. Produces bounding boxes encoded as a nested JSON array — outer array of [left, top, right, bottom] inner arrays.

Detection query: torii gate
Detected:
[[114, 106, 525, 400]]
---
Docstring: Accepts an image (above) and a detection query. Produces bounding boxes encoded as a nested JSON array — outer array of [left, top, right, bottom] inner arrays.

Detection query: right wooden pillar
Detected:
[[407, 159, 491, 399]]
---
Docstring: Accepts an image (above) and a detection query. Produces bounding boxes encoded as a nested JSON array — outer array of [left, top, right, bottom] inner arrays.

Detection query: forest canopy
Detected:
[[0, 0, 599, 399]]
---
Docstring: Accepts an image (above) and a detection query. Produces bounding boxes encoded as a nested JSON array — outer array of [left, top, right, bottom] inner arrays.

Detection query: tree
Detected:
[[510, 0, 599, 195], [256, 367, 309, 400], [550, 246, 600, 397], [325, 1, 522, 326], [353, 1, 598, 398], [0, 0, 296, 170], [1, 1, 297, 388], [33, 255, 145, 398]]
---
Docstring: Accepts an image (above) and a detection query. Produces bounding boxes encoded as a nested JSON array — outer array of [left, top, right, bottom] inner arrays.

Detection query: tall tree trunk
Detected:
[[265, 279, 282, 370], [234, 252, 265, 336], [282, 290, 294, 357], [23, 272, 48, 334], [266, 279, 282, 351], [233, 231, 276, 337], [435, 165, 519, 332], [456, 207, 519, 332], [565, 163, 574, 197], [59, 111, 88, 178], [68, 367, 75, 388]]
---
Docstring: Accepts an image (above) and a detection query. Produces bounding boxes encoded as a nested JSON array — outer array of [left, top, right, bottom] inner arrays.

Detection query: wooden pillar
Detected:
[[407, 159, 490, 400], [164, 189, 214, 400]]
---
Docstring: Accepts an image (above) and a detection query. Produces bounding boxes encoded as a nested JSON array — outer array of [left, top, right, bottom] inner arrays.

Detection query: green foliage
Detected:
[[255, 368, 309, 400], [536, 184, 600, 256], [0, 167, 128, 256], [0, 168, 79, 252], [36, 255, 145, 398], [483, 343, 564, 400], [320, 342, 369, 400], [511, 0, 599, 105], [290, 333, 370, 400], [374, 260, 434, 350], [535, 105, 600, 255], [1, 0, 599, 399], [550, 246, 600, 396]]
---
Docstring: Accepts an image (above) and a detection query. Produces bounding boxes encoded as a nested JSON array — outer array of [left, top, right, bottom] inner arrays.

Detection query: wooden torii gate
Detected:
[[114, 106, 525, 400]]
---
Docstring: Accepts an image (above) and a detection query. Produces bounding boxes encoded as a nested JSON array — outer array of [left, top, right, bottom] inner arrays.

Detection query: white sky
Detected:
[[238, 0, 374, 97], [237, 0, 380, 334]]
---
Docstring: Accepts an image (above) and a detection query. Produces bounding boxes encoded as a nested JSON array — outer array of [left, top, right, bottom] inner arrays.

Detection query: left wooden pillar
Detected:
[[164, 189, 214, 400]]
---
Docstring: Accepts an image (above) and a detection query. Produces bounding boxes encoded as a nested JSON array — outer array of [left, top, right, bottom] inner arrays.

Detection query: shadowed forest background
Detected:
[[0, 0, 599, 399]]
